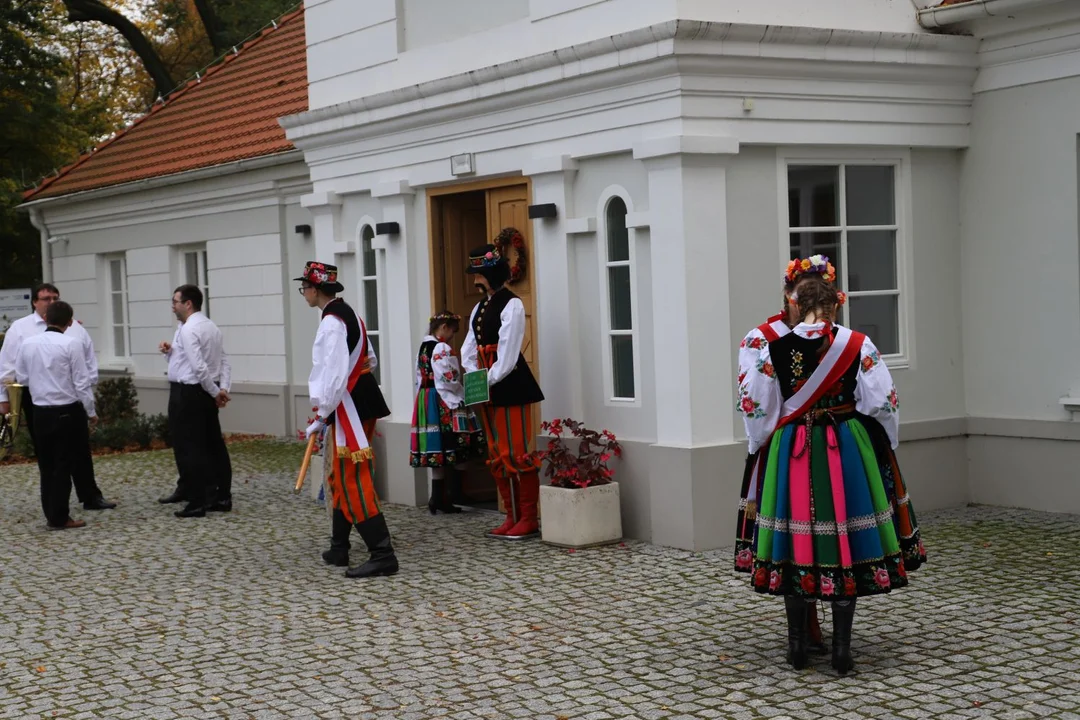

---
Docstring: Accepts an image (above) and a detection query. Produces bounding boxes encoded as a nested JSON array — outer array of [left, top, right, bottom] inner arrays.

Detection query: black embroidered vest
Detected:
[[770, 329, 859, 409], [416, 339, 438, 390], [472, 287, 544, 407], [321, 299, 390, 421]]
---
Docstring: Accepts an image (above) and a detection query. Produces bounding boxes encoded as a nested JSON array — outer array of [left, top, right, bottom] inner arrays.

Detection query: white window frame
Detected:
[[776, 148, 915, 369], [103, 253, 131, 362], [597, 186, 641, 406], [356, 220, 385, 387], [178, 244, 211, 318]]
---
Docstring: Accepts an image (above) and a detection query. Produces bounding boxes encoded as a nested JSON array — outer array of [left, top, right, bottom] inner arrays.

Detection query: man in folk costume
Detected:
[[461, 243, 545, 538], [297, 261, 398, 578]]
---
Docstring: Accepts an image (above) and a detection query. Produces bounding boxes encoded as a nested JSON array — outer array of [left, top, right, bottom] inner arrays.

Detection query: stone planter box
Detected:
[[539, 482, 622, 548]]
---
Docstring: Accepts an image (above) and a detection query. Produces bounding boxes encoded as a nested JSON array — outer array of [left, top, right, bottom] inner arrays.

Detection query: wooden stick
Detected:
[[295, 434, 317, 494]]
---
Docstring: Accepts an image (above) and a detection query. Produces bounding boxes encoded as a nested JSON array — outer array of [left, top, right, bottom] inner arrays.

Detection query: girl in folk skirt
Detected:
[[735, 256, 924, 674], [409, 312, 484, 514]]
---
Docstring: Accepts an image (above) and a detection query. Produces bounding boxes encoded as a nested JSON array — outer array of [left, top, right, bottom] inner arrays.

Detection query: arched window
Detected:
[[602, 195, 635, 400], [359, 224, 381, 384]]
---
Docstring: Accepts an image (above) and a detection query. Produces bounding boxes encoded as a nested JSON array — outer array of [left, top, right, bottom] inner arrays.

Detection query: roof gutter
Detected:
[[918, 0, 1053, 28], [19, 150, 304, 211]]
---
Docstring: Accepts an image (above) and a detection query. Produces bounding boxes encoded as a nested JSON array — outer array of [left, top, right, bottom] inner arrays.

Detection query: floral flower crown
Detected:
[[429, 311, 461, 325], [786, 255, 846, 307]]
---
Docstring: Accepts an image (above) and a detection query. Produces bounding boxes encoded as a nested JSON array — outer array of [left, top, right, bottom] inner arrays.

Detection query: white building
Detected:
[[21, 0, 1080, 549]]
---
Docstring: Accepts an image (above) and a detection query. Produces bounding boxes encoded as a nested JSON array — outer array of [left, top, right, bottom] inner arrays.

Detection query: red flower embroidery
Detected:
[[800, 573, 816, 594], [769, 570, 781, 591], [740, 397, 757, 415], [897, 563, 907, 579], [753, 567, 767, 587], [874, 568, 891, 588], [861, 356, 875, 372], [760, 362, 774, 378], [735, 549, 753, 569], [819, 576, 835, 596], [738, 371, 747, 384], [843, 577, 857, 596]]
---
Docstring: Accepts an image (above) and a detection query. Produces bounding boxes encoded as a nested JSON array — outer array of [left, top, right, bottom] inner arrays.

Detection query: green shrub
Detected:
[[13, 425, 34, 459], [94, 377, 139, 424]]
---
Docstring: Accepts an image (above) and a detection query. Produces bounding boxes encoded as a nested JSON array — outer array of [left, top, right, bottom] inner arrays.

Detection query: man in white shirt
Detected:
[[13, 301, 97, 529], [159, 284, 232, 518], [0, 283, 114, 511]]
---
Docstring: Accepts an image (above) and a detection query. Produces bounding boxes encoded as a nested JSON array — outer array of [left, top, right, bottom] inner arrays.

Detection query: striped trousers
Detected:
[[328, 418, 382, 524]]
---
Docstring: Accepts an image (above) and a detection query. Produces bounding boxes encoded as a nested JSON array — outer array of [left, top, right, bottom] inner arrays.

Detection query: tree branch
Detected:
[[192, 0, 227, 56], [60, 0, 176, 98]]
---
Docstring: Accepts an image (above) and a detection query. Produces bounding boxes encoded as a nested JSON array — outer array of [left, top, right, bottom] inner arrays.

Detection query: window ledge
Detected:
[[99, 362, 134, 374]]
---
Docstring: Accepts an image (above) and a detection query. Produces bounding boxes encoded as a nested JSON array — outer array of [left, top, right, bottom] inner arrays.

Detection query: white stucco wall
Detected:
[[960, 75, 1080, 420], [304, 0, 933, 111]]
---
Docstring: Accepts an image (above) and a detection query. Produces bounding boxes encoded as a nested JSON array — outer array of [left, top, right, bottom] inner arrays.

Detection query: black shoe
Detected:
[[428, 477, 463, 515], [83, 496, 117, 510], [346, 514, 399, 578], [207, 499, 232, 512], [831, 599, 856, 675], [322, 548, 349, 567], [158, 490, 185, 504], [784, 596, 810, 670], [174, 504, 206, 518]]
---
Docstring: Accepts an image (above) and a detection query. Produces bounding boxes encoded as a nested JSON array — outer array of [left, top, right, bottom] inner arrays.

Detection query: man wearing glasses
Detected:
[[0, 283, 115, 511], [158, 284, 232, 518]]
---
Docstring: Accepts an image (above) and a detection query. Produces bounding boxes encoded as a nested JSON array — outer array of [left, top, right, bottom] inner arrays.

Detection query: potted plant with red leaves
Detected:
[[537, 418, 623, 548]]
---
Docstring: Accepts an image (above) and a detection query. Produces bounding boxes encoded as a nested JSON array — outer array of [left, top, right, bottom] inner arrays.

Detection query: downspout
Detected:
[[28, 208, 52, 283], [918, 0, 1052, 28]]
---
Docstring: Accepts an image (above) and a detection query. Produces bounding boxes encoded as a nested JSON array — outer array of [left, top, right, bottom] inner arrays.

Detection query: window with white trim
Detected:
[[786, 163, 902, 356], [602, 196, 636, 400], [181, 246, 210, 317], [105, 255, 130, 359], [359, 225, 381, 384]]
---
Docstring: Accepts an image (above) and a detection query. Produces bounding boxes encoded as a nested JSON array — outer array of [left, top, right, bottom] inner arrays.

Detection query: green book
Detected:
[[463, 369, 489, 406]]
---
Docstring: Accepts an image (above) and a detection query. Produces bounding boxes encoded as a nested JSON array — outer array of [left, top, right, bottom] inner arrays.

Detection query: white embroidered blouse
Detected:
[[415, 335, 466, 409], [736, 322, 900, 454]]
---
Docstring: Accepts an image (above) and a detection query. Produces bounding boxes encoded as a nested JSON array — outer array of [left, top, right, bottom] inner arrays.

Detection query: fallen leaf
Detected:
[[718, 654, 731, 661], [531, 625, 543, 631], [35, 666, 46, 673], [567, 549, 576, 554], [556, 716, 570, 720], [436, 611, 447, 617], [212, 696, 222, 702]]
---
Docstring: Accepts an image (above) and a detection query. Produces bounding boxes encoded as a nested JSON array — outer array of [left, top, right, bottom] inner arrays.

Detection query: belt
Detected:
[[791, 403, 856, 459]]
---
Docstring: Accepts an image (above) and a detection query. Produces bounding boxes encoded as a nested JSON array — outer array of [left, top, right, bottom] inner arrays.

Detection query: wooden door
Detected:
[[436, 191, 487, 324], [485, 185, 537, 382]]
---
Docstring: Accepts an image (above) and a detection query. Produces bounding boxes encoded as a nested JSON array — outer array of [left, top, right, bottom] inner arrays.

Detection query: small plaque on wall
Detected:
[[450, 153, 474, 176]]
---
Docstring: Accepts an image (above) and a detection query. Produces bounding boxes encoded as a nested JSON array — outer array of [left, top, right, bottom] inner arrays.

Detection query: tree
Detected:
[[0, 0, 99, 288]]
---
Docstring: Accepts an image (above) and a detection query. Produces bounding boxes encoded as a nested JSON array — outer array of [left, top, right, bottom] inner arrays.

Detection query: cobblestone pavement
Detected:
[[2, 440, 1079, 720]]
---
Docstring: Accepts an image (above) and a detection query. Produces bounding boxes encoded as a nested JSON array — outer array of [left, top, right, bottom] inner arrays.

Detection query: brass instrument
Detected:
[[0, 383, 24, 460]]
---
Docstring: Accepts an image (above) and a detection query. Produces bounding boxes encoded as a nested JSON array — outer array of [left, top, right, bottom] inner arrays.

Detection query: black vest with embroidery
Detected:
[[770, 328, 859, 409], [416, 339, 438, 390], [472, 287, 544, 407], [322, 299, 390, 421]]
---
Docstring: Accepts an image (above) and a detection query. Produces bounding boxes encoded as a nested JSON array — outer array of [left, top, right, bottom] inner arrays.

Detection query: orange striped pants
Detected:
[[477, 404, 541, 479], [328, 418, 381, 524]]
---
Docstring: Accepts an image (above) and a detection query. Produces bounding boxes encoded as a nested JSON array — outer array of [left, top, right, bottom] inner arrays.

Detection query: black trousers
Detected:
[[168, 383, 232, 505], [22, 387, 103, 504], [32, 402, 87, 526]]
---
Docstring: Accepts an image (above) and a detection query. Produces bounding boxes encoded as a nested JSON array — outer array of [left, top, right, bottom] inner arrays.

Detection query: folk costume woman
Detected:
[[410, 311, 484, 514], [734, 255, 921, 674]]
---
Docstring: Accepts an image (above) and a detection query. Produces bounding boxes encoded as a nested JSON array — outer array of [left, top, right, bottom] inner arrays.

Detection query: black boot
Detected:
[[784, 596, 810, 670], [428, 475, 462, 515], [831, 599, 856, 674], [321, 509, 351, 567], [345, 513, 399, 578], [446, 465, 466, 505]]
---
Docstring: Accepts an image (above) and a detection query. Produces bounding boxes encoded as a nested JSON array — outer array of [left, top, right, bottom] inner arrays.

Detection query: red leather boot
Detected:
[[506, 472, 539, 537], [488, 476, 516, 536]]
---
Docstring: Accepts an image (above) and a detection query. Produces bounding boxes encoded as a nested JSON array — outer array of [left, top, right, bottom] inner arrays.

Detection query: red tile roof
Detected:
[[26, 7, 307, 201]]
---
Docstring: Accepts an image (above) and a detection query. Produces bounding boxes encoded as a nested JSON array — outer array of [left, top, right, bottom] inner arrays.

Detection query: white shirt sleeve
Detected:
[[0, 321, 23, 402], [432, 342, 465, 409], [13, 342, 29, 387], [361, 318, 378, 371], [489, 298, 526, 386], [66, 321, 98, 385], [70, 342, 96, 418], [310, 316, 350, 421], [460, 304, 479, 374], [219, 344, 232, 393], [736, 329, 783, 454], [181, 322, 220, 397], [854, 335, 900, 449]]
